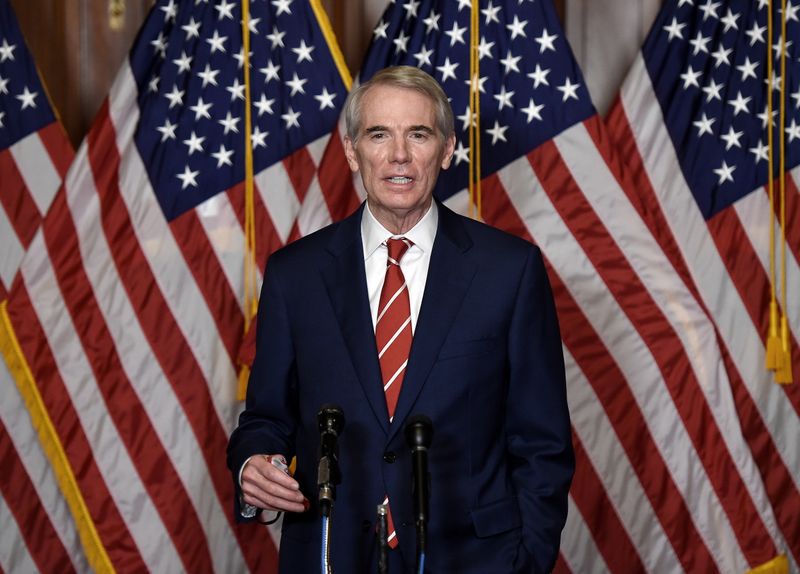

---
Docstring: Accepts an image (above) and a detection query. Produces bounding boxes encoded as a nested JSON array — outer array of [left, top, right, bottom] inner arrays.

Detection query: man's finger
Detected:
[[242, 489, 308, 513], [242, 476, 308, 513], [244, 455, 298, 488]]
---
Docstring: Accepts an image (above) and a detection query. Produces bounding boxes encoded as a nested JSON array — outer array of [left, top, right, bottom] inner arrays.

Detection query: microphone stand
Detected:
[[377, 504, 389, 574], [405, 415, 433, 574], [317, 405, 344, 574], [321, 513, 331, 574]]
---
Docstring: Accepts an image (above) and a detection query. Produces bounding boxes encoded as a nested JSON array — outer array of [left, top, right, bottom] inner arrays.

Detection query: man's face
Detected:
[[344, 84, 455, 230]]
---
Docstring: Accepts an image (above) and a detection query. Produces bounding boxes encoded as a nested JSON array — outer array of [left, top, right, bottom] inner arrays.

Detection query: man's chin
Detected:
[[370, 194, 430, 211]]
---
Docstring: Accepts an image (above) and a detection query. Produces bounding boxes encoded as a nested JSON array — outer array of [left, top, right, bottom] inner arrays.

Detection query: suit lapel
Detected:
[[321, 205, 390, 434], [389, 203, 476, 443]]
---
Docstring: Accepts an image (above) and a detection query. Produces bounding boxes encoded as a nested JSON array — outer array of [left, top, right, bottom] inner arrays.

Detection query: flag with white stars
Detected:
[[0, 0, 73, 300], [130, 0, 347, 220], [353, 0, 594, 199], [316, 0, 790, 572], [609, 0, 800, 569], [644, 0, 800, 216], [0, 0, 349, 572]]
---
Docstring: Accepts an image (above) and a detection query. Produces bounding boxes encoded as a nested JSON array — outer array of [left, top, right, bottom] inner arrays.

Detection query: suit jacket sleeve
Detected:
[[226, 254, 299, 519], [507, 245, 574, 573]]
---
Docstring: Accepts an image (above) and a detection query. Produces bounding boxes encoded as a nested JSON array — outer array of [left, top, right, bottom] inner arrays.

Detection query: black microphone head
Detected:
[[404, 414, 433, 449], [317, 404, 345, 435]]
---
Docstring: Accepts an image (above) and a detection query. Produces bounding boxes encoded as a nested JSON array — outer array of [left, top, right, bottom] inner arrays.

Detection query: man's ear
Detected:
[[343, 137, 360, 172], [440, 133, 456, 170]]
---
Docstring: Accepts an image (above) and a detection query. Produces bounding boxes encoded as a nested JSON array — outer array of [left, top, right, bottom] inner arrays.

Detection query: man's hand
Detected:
[[241, 455, 310, 513]]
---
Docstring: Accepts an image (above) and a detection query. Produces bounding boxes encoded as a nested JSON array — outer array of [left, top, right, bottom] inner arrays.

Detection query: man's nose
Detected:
[[389, 137, 410, 163]]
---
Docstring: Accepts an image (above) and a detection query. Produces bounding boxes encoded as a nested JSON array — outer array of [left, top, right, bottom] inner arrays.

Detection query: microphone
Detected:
[[405, 414, 433, 566], [317, 404, 345, 517]]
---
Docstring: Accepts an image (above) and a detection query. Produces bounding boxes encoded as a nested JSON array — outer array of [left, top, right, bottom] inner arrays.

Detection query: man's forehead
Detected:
[[360, 85, 437, 128], [363, 84, 436, 107]]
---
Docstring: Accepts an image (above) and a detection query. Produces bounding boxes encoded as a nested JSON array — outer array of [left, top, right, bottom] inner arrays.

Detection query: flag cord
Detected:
[[468, 0, 482, 221], [240, 0, 258, 399], [776, 0, 793, 383], [766, 0, 781, 372]]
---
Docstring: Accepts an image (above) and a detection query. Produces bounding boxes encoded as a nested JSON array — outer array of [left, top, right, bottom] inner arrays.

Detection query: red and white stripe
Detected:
[[609, 53, 800, 568], [0, 123, 72, 299]]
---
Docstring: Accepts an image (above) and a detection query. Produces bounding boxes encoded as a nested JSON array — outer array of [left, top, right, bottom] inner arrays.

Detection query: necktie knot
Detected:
[[386, 238, 412, 265]]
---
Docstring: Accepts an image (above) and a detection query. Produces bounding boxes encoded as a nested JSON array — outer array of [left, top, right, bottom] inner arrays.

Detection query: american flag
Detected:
[[0, 0, 348, 570], [0, 1, 85, 572], [608, 0, 800, 569], [0, 0, 73, 299], [313, 0, 790, 571]]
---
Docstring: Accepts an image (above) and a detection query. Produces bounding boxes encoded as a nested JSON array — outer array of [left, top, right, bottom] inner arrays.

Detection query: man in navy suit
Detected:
[[227, 66, 574, 573]]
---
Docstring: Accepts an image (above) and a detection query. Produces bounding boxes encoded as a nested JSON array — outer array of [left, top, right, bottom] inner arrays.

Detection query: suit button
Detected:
[[362, 520, 372, 532], [383, 451, 396, 463]]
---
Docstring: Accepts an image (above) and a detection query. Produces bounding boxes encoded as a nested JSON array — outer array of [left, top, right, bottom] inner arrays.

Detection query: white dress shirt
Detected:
[[361, 201, 438, 334]]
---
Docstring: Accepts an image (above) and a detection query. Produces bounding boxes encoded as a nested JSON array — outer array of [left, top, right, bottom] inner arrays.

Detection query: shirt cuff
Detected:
[[239, 456, 257, 518], [239, 456, 254, 488]]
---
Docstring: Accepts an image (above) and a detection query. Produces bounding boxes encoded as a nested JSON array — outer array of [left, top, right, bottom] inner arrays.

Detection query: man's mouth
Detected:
[[386, 176, 413, 184]]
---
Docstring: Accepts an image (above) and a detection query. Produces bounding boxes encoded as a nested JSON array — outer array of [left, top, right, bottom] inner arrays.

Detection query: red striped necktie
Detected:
[[376, 237, 413, 549]]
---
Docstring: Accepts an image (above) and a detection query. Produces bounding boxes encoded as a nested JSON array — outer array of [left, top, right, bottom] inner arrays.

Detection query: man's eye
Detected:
[[410, 132, 428, 140], [370, 133, 386, 140]]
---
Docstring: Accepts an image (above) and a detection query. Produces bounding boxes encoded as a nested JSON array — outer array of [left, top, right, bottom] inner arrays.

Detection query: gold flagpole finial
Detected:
[[109, 0, 125, 31]]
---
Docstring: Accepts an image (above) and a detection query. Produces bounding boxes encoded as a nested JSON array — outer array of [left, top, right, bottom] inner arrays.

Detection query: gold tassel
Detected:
[[775, 316, 793, 384], [765, 301, 782, 369], [746, 554, 789, 574]]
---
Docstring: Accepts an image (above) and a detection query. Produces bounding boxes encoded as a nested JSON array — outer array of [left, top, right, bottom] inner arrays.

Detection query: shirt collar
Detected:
[[361, 200, 439, 260]]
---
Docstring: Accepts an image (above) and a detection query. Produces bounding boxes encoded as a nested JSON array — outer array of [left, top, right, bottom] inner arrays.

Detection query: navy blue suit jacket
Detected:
[[227, 202, 574, 573]]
